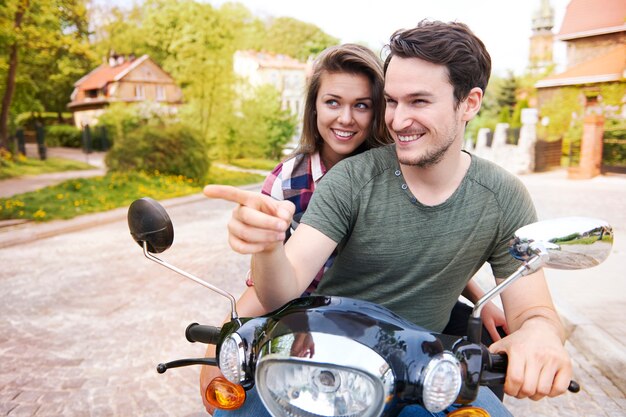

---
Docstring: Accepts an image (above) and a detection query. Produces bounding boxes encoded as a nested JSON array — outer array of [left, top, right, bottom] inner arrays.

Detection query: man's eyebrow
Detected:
[[384, 90, 435, 99]]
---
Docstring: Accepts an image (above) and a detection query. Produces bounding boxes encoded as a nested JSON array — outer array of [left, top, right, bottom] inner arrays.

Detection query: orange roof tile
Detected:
[[77, 61, 134, 90], [557, 0, 626, 39], [535, 44, 625, 88]]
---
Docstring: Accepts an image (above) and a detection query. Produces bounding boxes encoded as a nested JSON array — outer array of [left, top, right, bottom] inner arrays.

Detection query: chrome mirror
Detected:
[[468, 217, 613, 344], [509, 217, 613, 270]]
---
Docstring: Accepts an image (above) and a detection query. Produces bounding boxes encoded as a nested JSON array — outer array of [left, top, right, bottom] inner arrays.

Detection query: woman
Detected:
[[202, 43, 506, 415]]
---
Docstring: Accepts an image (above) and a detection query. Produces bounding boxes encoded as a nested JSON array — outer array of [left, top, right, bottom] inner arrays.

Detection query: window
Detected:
[[156, 85, 166, 101], [85, 89, 98, 99], [134, 84, 144, 99]]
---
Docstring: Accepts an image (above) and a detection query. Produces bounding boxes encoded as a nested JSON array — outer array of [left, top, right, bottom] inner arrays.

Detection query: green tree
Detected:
[[0, 0, 28, 149], [0, 0, 95, 149], [264, 17, 339, 61], [228, 84, 296, 160], [495, 71, 517, 122]]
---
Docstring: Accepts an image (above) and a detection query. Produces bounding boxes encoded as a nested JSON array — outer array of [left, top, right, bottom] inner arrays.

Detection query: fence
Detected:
[[534, 138, 563, 172]]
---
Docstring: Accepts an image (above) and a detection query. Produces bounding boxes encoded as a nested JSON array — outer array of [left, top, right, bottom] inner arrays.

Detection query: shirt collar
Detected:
[[311, 151, 327, 183]]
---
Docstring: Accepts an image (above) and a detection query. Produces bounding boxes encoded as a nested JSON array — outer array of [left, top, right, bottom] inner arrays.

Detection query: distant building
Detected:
[[233, 50, 307, 119], [528, 0, 555, 74], [535, 0, 626, 109], [233, 50, 308, 153], [68, 54, 183, 128]]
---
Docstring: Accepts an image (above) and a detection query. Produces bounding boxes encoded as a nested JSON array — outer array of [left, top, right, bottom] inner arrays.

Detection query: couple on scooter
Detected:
[[202, 19, 572, 417]]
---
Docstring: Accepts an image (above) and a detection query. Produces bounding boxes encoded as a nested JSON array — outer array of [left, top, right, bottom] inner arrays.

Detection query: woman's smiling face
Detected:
[[316, 71, 374, 168]]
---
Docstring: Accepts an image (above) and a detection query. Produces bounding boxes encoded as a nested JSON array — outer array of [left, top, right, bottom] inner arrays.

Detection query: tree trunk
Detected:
[[0, 1, 29, 150]]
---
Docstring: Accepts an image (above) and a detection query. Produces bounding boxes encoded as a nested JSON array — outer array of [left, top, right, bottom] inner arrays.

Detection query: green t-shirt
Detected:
[[302, 144, 537, 332]]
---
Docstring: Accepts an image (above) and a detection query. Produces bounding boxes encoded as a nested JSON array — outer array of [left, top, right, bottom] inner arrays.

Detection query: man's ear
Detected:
[[461, 87, 483, 122]]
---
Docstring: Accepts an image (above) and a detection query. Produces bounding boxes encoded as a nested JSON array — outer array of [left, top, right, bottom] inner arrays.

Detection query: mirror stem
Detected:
[[142, 242, 239, 321], [467, 254, 545, 343]]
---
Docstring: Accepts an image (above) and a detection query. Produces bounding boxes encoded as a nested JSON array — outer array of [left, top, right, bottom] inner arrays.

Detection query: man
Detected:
[[205, 20, 571, 416]]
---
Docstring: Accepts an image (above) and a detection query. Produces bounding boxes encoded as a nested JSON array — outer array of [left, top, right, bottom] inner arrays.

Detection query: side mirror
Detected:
[[127, 197, 239, 320], [509, 217, 613, 269], [468, 217, 613, 344], [128, 197, 174, 254]]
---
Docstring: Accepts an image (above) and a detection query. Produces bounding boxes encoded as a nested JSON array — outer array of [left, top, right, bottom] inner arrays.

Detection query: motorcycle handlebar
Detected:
[[185, 323, 222, 345], [488, 352, 580, 393]]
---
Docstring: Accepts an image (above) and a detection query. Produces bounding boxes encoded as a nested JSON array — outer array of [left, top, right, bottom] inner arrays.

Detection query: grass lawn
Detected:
[[0, 166, 264, 222], [224, 158, 280, 171], [0, 154, 95, 179]]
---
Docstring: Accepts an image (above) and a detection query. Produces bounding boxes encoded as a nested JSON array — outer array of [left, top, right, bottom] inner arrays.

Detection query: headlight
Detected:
[[258, 360, 383, 416], [256, 333, 394, 417], [421, 352, 462, 413], [219, 333, 246, 384]]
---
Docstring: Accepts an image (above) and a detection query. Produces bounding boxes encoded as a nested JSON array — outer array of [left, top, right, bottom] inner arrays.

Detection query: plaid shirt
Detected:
[[255, 151, 333, 294]]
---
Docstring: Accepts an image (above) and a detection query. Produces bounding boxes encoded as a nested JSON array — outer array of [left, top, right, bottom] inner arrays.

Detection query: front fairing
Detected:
[[220, 296, 483, 410]]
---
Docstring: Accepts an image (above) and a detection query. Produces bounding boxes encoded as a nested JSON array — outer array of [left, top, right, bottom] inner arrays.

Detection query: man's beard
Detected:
[[397, 120, 459, 167]]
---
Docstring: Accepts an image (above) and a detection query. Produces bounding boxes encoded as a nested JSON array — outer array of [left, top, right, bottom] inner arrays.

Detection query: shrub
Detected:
[[106, 123, 210, 183], [15, 112, 73, 129], [45, 125, 82, 148]]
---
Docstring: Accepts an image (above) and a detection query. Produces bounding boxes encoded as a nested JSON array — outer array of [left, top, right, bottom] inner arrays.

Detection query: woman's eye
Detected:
[[325, 99, 339, 107], [355, 103, 370, 110]]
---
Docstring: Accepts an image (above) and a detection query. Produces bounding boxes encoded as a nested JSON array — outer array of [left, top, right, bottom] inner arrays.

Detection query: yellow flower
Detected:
[[33, 209, 46, 219], [56, 194, 64, 200]]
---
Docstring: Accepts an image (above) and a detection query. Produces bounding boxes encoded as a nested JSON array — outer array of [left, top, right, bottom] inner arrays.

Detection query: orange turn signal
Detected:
[[447, 406, 491, 417], [205, 376, 246, 410]]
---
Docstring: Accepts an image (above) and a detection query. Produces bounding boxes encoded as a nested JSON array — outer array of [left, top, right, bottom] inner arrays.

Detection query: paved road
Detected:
[[0, 145, 105, 198], [0, 169, 624, 416], [1, 195, 247, 417]]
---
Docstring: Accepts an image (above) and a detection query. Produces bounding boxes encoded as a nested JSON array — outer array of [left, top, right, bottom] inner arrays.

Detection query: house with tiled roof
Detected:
[[535, 0, 625, 106], [68, 54, 183, 128]]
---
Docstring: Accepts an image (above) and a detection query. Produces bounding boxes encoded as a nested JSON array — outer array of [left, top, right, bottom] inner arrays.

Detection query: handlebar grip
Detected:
[[488, 352, 580, 393], [185, 323, 222, 345]]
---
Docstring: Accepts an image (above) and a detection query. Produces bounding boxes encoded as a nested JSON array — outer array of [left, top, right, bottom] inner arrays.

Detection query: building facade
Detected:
[[68, 54, 183, 128], [528, 0, 555, 74], [535, 0, 625, 108]]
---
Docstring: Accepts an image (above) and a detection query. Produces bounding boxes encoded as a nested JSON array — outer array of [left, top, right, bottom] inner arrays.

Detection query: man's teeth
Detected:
[[398, 133, 422, 142]]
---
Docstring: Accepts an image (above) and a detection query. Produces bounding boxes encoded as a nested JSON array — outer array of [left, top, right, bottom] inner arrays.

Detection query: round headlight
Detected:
[[219, 333, 246, 384], [421, 352, 462, 413], [257, 360, 384, 417]]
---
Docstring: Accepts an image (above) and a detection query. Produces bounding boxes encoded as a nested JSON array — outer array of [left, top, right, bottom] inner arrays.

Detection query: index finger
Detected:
[[204, 185, 261, 207]]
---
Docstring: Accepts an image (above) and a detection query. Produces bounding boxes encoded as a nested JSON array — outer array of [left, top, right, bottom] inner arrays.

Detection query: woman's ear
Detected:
[[461, 87, 483, 122]]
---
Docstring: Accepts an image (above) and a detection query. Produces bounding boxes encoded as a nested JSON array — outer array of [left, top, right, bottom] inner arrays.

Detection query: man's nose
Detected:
[[389, 104, 412, 131]]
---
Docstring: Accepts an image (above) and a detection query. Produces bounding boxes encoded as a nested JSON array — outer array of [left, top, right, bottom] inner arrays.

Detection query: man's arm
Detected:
[[253, 224, 336, 311], [490, 269, 571, 400], [203, 185, 337, 311]]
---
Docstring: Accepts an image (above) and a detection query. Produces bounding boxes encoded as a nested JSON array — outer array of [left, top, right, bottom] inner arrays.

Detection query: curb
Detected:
[[0, 183, 263, 250], [557, 301, 626, 395], [0, 193, 203, 249]]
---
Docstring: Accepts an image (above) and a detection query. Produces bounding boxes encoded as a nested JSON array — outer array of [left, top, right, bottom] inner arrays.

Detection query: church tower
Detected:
[[528, 0, 555, 74]]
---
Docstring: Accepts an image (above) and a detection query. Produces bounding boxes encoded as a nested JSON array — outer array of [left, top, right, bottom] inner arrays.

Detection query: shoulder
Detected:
[[329, 145, 397, 183], [467, 153, 528, 195], [465, 153, 535, 215], [262, 153, 311, 196]]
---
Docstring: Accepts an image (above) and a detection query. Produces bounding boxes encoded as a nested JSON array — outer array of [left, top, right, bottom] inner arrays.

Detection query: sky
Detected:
[[208, 0, 572, 76]]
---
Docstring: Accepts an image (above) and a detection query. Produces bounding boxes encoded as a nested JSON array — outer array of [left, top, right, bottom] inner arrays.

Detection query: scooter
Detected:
[[127, 197, 613, 417]]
